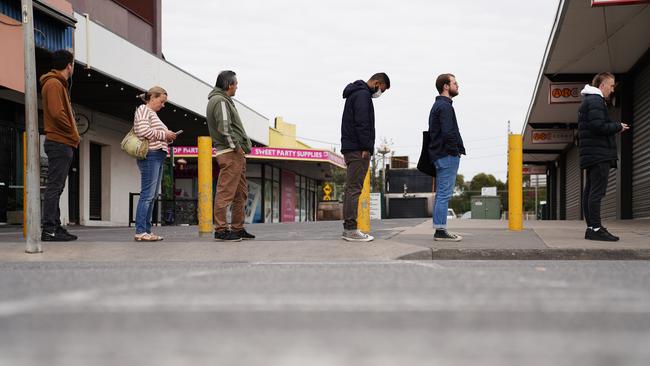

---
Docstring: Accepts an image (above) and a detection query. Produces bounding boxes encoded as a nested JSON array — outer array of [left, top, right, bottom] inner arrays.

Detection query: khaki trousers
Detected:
[[342, 151, 370, 230], [214, 150, 247, 232]]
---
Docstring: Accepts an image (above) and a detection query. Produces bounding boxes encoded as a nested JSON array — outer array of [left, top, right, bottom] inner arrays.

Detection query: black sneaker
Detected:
[[586, 227, 619, 242], [56, 226, 78, 241], [233, 229, 255, 240], [600, 227, 620, 241], [434, 229, 463, 242], [214, 230, 242, 242], [41, 229, 75, 242]]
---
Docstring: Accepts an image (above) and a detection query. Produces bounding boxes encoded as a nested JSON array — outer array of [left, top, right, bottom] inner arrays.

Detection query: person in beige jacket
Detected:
[[40, 50, 79, 241]]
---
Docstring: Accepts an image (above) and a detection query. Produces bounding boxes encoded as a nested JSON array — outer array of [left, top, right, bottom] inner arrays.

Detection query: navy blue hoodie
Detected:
[[340, 80, 375, 154]]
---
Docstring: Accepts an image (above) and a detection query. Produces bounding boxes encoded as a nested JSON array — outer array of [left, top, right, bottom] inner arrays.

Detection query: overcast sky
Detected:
[[162, 0, 560, 181]]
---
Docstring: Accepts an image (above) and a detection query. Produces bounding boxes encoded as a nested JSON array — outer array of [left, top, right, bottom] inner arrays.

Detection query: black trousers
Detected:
[[582, 162, 611, 229], [42, 139, 73, 231], [342, 151, 370, 230]]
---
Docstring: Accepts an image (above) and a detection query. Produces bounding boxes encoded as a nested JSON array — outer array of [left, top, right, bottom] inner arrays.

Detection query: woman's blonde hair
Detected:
[[138, 86, 167, 102]]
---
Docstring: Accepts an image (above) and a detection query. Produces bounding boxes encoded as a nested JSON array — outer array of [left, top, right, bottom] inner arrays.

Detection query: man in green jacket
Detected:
[[206, 70, 255, 242]]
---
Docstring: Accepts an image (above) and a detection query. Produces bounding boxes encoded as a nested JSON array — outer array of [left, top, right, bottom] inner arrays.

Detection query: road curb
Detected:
[[423, 248, 650, 260], [395, 248, 434, 260]]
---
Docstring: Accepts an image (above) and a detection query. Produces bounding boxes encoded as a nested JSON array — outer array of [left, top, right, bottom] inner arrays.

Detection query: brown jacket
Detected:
[[40, 70, 80, 148]]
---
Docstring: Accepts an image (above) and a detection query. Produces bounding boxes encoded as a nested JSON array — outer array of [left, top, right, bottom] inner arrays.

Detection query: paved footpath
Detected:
[[1, 218, 649, 261]]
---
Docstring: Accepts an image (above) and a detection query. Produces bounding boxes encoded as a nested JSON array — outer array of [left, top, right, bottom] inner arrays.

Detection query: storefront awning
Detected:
[[172, 146, 345, 169], [522, 0, 650, 163]]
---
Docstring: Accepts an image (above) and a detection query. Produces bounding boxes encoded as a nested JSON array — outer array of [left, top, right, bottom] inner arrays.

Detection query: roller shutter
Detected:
[[565, 146, 581, 220], [556, 164, 562, 219], [601, 168, 618, 220], [632, 61, 650, 218]]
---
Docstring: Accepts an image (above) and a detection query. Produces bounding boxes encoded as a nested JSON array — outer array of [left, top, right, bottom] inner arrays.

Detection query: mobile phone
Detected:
[[175, 130, 184, 135]]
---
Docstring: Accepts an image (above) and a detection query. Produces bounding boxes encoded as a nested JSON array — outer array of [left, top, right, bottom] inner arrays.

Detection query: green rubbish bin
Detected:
[[471, 196, 501, 220]]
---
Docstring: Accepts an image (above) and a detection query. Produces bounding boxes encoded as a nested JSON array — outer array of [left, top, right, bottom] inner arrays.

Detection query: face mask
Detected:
[[372, 86, 383, 99]]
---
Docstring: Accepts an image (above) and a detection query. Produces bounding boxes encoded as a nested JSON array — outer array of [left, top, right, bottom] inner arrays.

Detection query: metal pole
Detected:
[[508, 134, 523, 231], [197, 137, 213, 236], [22, 0, 42, 253], [534, 175, 538, 220]]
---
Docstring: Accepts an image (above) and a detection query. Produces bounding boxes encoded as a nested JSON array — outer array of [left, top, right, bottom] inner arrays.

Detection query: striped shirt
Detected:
[[133, 104, 169, 152]]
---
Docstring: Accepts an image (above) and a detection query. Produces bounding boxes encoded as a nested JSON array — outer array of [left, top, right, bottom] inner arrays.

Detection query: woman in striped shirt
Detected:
[[133, 86, 177, 241]]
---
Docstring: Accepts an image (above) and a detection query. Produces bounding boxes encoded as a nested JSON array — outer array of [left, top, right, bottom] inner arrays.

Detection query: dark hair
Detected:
[[369, 72, 390, 89], [138, 86, 167, 102], [216, 70, 237, 90], [51, 50, 74, 71], [435, 73, 455, 93], [592, 72, 614, 88]]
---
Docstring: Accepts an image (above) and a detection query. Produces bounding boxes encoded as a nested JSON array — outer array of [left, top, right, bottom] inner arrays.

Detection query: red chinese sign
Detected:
[[591, 0, 650, 6]]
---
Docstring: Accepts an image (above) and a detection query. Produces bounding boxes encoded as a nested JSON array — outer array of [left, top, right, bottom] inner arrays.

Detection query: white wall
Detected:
[[76, 105, 138, 226], [73, 12, 270, 146]]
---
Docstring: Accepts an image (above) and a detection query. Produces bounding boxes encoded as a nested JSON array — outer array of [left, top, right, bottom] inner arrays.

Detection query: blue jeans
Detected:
[[135, 150, 166, 234], [432, 155, 460, 229]]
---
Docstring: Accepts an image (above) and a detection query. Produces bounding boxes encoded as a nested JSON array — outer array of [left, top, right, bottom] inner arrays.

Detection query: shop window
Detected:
[[295, 175, 300, 222], [272, 181, 280, 223], [300, 176, 307, 222], [264, 177, 272, 223], [89, 143, 102, 220], [245, 178, 263, 224]]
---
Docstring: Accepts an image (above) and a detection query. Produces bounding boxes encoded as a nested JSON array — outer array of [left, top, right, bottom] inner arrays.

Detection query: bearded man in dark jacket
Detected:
[[578, 72, 629, 241]]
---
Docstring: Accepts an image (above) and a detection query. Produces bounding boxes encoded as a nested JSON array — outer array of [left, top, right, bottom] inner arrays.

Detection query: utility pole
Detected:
[[534, 175, 538, 219], [22, 0, 42, 253]]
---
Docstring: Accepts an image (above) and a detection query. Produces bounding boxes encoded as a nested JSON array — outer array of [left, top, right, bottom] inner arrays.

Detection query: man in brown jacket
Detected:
[[40, 50, 80, 241]]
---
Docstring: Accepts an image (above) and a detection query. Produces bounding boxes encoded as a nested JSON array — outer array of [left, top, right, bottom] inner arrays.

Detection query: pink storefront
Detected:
[[170, 146, 345, 224]]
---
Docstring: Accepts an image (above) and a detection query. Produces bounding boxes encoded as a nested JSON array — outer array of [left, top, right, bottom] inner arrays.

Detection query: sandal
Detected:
[[134, 233, 162, 242]]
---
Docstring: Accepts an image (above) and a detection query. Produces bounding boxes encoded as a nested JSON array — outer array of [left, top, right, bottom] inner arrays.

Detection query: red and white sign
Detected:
[[523, 165, 547, 175], [591, 0, 650, 6], [549, 83, 583, 104], [171, 146, 346, 168], [531, 130, 574, 144]]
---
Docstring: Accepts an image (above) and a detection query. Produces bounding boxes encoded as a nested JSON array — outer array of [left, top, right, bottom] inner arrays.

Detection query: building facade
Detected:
[[0, 0, 269, 226], [522, 0, 650, 221]]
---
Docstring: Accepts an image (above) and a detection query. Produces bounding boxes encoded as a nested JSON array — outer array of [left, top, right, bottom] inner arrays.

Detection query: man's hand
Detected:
[[362, 151, 370, 159], [620, 123, 630, 133]]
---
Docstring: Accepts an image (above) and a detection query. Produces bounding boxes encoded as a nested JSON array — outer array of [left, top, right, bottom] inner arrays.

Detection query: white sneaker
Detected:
[[342, 230, 374, 242]]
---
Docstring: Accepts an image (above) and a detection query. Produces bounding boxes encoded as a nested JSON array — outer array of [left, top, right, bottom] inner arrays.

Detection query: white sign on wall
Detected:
[[531, 129, 574, 144], [549, 83, 583, 104], [523, 165, 547, 175], [370, 193, 382, 220], [481, 187, 497, 196]]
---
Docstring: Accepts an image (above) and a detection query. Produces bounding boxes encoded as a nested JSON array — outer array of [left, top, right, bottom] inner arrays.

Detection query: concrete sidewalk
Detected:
[[395, 218, 650, 260], [1, 218, 649, 261]]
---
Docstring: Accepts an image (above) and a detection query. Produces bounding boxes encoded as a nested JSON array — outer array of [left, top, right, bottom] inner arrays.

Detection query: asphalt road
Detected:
[[1, 260, 649, 366]]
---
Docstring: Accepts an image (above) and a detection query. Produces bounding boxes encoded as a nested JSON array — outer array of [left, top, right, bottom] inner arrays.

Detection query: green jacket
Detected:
[[206, 87, 252, 153]]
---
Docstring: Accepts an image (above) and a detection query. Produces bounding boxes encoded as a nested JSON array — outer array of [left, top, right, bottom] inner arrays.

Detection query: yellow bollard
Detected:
[[357, 169, 371, 233], [197, 137, 213, 236], [508, 134, 523, 231]]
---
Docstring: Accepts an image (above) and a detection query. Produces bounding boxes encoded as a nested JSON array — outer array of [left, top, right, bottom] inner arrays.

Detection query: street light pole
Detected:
[[21, 0, 42, 253]]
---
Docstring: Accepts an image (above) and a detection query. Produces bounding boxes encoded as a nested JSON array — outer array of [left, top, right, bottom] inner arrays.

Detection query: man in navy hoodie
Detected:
[[428, 74, 465, 242], [340, 73, 390, 242]]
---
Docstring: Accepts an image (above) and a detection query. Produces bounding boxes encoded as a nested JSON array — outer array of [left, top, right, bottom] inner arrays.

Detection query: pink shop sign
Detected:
[[171, 146, 345, 168]]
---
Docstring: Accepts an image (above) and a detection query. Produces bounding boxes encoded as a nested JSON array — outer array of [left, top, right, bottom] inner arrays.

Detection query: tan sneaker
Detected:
[[342, 230, 374, 242]]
